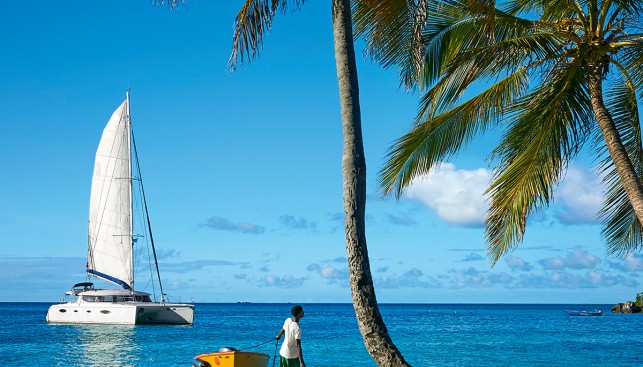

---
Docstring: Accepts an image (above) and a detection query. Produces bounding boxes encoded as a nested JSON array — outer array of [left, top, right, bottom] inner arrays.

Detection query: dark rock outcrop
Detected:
[[611, 301, 642, 314]]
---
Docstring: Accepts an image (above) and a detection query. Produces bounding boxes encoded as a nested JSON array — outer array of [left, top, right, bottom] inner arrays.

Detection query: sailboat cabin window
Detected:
[[135, 295, 152, 302], [82, 295, 109, 302], [82, 294, 152, 302]]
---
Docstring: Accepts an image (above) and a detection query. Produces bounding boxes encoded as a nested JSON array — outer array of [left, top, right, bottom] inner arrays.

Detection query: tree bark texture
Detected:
[[588, 64, 643, 228], [331, 0, 411, 366]]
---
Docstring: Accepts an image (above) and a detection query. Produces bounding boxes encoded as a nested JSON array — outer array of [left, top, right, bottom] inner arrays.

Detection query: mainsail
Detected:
[[87, 98, 133, 289]]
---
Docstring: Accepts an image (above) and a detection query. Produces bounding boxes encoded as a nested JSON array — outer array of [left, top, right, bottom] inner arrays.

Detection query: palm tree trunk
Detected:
[[331, 0, 411, 366], [589, 64, 643, 227]]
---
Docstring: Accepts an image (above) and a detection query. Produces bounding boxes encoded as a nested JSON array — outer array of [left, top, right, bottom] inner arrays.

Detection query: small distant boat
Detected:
[[565, 309, 602, 316], [193, 348, 269, 367]]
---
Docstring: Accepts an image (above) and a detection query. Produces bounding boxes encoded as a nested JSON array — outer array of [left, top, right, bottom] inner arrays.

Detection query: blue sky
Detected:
[[1, 1, 641, 304]]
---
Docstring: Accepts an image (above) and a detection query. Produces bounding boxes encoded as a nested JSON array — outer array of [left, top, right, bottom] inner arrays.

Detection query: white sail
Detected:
[[87, 100, 133, 289]]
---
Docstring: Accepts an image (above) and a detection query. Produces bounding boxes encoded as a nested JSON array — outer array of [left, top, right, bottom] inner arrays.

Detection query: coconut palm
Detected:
[[228, 1, 410, 366], [355, 0, 643, 263]]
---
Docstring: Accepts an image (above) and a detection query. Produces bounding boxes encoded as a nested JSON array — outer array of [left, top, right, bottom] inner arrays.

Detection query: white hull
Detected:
[[46, 288, 194, 325], [46, 302, 194, 325]]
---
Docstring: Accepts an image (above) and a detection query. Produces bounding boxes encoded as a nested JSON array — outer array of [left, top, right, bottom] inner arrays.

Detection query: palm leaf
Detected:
[[353, 0, 419, 88], [354, 0, 535, 90], [618, 41, 643, 100], [426, 32, 563, 118], [379, 68, 529, 197], [228, 0, 304, 70], [485, 59, 593, 264], [154, 0, 183, 9]]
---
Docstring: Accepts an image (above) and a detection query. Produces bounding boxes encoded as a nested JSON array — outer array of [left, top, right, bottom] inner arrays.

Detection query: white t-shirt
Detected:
[[279, 318, 302, 359]]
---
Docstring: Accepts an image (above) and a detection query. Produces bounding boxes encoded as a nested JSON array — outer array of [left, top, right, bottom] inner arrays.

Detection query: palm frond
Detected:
[[610, 0, 643, 14], [353, 0, 418, 88], [154, 0, 184, 9], [354, 0, 537, 90], [228, 0, 304, 71], [485, 59, 593, 264], [429, 32, 563, 115], [618, 41, 643, 100], [502, 0, 544, 15], [379, 68, 529, 197]]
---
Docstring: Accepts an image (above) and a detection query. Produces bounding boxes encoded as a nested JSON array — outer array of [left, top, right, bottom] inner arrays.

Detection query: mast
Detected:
[[129, 92, 167, 303], [126, 90, 134, 291]]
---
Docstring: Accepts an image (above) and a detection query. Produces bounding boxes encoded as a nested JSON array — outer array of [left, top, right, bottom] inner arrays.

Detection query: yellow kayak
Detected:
[[193, 348, 270, 367]]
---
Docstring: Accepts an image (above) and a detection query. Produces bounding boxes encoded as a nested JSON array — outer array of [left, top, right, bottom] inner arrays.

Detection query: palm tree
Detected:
[[355, 0, 643, 263], [228, 1, 410, 366]]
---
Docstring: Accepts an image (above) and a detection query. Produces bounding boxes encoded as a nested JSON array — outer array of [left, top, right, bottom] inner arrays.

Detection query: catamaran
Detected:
[[46, 92, 194, 325]]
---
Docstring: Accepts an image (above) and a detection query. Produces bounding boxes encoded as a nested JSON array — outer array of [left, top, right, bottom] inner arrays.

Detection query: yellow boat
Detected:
[[193, 348, 270, 367]]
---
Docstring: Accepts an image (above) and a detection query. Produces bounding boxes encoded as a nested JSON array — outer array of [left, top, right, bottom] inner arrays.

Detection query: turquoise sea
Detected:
[[1, 302, 641, 366]]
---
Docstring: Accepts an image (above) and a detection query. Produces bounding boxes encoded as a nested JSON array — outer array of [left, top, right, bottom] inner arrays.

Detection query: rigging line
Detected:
[[130, 121, 166, 303], [132, 181, 158, 298], [238, 338, 277, 352]]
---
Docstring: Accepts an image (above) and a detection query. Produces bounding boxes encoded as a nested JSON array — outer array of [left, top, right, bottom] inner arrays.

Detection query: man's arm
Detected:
[[276, 328, 284, 340], [296, 339, 305, 367]]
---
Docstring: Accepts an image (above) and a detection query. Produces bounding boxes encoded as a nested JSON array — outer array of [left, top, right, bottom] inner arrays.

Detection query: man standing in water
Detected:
[[275, 305, 306, 367]]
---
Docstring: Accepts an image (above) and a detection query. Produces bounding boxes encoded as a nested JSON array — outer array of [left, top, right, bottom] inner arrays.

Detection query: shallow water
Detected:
[[1, 303, 641, 366]]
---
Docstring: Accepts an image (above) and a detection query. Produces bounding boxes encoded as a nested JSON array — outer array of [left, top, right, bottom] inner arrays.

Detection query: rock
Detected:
[[612, 303, 624, 313], [611, 301, 642, 314]]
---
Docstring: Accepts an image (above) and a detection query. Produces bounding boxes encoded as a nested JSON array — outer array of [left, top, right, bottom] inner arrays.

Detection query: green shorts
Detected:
[[279, 356, 300, 367]]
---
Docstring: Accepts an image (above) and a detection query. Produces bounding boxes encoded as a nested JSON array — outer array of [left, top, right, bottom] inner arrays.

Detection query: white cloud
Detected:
[[516, 271, 584, 288], [162, 260, 247, 273], [308, 263, 348, 280], [402, 163, 605, 228], [555, 165, 603, 224], [279, 215, 317, 230], [448, 267, 515, 289], [375, 268, 442, 289], [608, 253, 643, 272], [539, 257, 566, 270], [386, 213, 417, 226], [201, 216, 265, 234], [156, 248, 181, 260], [505, 256, 534, 272], [539, 246, 600, 270], [462, 253, 485, 262], [308, 263, 349, 287], [258, 274, 307, 288], [622, 254, 643, 271], [516, 270, 637, 289], [404, 163, 491, 227]]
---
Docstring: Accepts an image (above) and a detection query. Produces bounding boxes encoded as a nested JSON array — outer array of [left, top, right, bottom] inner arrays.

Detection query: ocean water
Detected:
[[1, 303, 641, 366]]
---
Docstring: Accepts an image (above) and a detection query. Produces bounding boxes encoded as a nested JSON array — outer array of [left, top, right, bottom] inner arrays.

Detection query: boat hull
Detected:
[[565, 310, 602, 316], [193, 351, 270, 367], [46, 302, 194, 325]]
